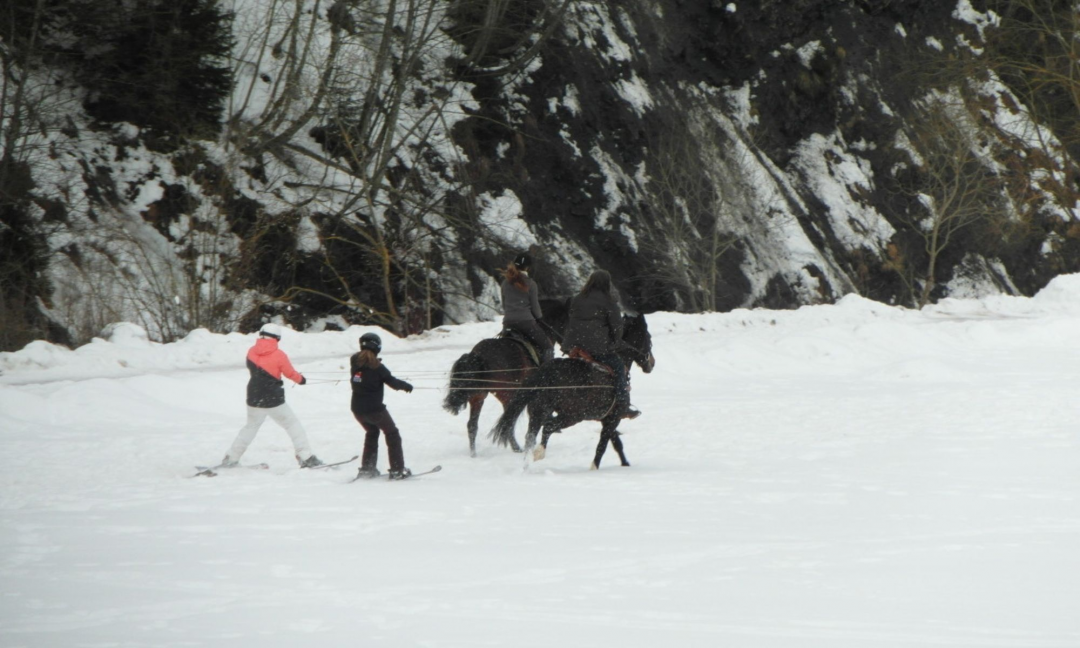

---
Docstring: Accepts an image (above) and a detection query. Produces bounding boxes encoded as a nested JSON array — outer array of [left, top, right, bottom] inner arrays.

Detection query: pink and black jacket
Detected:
[[245, 337, 304, 408]]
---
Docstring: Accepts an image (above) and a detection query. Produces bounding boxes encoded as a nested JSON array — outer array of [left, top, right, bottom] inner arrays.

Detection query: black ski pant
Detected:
[[505, 319, 554, 362], [353, 408, 405, 472], [593, 352, 630, 413]]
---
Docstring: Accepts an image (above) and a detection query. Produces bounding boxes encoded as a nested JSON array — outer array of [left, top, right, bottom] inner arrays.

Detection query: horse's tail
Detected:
[[443, 351, 487, 415], [489, 384, 538, 447]]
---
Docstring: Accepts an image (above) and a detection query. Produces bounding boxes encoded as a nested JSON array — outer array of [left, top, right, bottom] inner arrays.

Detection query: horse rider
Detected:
[[561, 269, 640, 419], [500, 253, 554, 364]]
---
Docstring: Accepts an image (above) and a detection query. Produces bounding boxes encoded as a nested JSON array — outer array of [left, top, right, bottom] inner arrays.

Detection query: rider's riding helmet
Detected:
[[360, 332, 382, 353], [513, 253, 531, 271]]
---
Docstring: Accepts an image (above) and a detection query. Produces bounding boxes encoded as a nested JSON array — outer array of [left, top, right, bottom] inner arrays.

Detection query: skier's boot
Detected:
[[355, 466, 381, 479], [299, 455, 325, 468], [388, 468, 413, 481]]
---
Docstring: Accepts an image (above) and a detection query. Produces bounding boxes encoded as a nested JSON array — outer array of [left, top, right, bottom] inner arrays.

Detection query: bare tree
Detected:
[[223, 0, 571, 334], [984, 0, 1080, 211], [293, 0, 461, 334], [890, 98, 1007, 307], [224, 0, 346, 158], [42, 169, 256, 344], [635, 109, 746, 312], [446, 0, 573, 78]]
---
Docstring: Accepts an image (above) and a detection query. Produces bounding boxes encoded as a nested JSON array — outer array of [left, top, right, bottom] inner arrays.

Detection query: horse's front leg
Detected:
[[610, 430, 630, 467], [592, 417, 627, 469]]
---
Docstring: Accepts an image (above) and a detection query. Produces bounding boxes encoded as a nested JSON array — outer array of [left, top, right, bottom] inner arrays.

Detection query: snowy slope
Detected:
[[2, 276, 1080, 647]]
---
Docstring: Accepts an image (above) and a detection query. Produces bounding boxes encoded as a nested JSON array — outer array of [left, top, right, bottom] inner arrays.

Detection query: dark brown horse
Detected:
[[443, 299, 570, 456], [489, 312, 655, 469]]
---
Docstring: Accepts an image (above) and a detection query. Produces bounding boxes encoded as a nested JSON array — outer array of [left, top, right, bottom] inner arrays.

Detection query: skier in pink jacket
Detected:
[[221, 323, 323, 468]]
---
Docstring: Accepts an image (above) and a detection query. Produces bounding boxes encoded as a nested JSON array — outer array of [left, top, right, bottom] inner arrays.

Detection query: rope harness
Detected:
[[301, 350, 620, 391]]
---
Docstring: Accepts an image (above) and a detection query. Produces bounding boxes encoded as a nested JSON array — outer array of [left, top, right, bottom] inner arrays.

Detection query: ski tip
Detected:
[[191, 462, 267, 476], [307, 455, 360, 469], [408, 465, 442, 478]]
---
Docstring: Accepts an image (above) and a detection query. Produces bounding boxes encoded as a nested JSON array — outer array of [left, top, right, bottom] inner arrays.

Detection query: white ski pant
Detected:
[[227, 404, 313, 463]]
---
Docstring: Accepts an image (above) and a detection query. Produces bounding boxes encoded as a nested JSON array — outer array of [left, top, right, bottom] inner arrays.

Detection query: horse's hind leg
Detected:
[[466, 397, 484, 457], [535, 414, 575, 462], [507, 420, 523, 454], [523, 406, 547, 459], [532, 415, 560, 461]]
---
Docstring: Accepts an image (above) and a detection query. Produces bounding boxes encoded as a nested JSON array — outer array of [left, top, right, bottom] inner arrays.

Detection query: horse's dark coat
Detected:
[[489, 313, 655, 469], [443, 300, 572, 456]]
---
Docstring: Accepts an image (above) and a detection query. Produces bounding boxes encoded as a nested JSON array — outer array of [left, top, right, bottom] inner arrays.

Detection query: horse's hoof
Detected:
[[589, 462, 598, 470], [621, 462, 631, 467], [533, 447, 546, 461]]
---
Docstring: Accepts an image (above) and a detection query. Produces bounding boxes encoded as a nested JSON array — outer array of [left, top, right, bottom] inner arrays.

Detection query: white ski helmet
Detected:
[[259, 323, 283, 340]]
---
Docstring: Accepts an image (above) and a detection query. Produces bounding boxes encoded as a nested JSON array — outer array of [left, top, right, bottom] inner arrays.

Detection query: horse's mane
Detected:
[[539, 297, 570, 320], [538, 297, 572, 345]]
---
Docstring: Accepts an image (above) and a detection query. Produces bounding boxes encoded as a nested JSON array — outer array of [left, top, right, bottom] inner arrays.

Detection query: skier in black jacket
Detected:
[[350, 332, 414, 480]]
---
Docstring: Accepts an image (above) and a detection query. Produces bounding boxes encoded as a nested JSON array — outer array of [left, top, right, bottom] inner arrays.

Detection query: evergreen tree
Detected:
[[82, 0, 234, 137]]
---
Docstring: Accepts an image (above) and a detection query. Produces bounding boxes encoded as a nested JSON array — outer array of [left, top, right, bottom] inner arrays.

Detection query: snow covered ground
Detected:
[[3, 277, 1080, 647]]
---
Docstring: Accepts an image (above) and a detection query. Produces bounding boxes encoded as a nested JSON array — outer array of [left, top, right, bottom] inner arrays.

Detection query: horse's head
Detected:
[[620, 313, 655, 374], [539, 297, 571, 349]]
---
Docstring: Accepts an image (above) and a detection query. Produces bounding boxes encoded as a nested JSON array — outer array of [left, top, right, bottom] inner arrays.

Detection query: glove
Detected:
[[299, 376, 307, 385], [402, 382, 413, 393]]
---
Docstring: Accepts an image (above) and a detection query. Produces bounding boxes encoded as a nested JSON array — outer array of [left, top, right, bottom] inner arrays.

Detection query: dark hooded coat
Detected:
[[562, 290, 623, 355]]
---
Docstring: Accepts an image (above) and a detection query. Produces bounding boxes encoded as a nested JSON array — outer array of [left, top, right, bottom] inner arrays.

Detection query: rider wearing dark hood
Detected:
[[562, 269, 639, 419]]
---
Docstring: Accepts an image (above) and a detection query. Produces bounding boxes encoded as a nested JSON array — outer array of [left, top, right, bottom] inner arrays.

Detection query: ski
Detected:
[[401, 465, 442, 479], [305, 455, 360, 470], [191, 462, 270, 478], [348, 465, 442, 483]]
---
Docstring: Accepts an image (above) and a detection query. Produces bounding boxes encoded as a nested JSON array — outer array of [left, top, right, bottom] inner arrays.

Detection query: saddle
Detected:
[[498, 328, 541, 366], [568, 347, 640, 419], [566, 347, 615, 375]]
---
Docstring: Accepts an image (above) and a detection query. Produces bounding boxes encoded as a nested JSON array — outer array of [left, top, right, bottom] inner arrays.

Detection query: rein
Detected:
[[538, 319, 564, 344]]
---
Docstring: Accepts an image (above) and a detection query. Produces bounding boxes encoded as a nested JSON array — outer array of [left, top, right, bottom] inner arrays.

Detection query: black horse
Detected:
[[489, 312, 655, 469], [443, 299, 570, 456]]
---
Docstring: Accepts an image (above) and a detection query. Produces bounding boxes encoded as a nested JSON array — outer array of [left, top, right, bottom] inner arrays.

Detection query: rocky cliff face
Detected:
[[451, 0, 1079, 313], [4, 0, 1078, 349]]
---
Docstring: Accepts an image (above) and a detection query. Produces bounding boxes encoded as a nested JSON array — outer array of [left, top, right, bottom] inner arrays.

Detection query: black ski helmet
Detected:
[[360, 332, 382, 353]]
